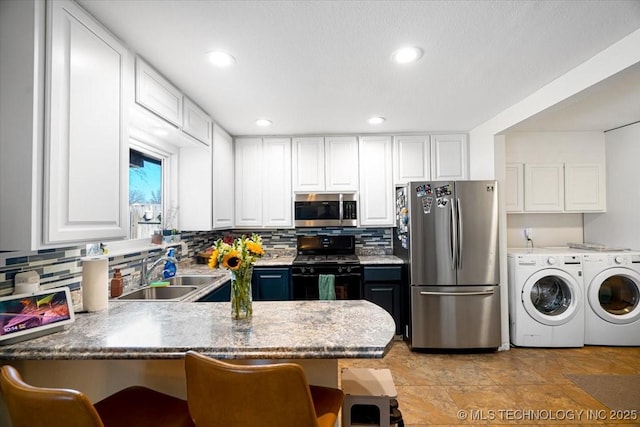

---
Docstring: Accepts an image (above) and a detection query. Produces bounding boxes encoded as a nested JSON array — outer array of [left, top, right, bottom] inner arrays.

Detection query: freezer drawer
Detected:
[[410, 285, 500, 350]]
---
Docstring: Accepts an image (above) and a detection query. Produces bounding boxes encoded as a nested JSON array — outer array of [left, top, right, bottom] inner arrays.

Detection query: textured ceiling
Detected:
[[77, 0, 640, 136]]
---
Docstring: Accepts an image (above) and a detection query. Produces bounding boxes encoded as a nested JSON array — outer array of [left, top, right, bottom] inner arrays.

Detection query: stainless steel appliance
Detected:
[[394, 181, 501, 350], [292, 235, 361, 300], [294, 193, 357, 227]]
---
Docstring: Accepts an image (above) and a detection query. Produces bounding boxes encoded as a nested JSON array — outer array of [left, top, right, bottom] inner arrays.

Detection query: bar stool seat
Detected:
[[341, 367, 402, 427], [0, 365, 193, 427]]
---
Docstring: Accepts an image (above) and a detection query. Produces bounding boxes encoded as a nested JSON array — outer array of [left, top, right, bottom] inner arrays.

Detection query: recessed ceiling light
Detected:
[[255, 119, 272, 127], [368, 116, 385, 125], [208, 51, 235, 67], [391, 46, 423, 64]]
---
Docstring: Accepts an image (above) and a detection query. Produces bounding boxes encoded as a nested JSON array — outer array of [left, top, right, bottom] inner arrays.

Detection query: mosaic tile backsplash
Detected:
[[0, 228, 392, 300]]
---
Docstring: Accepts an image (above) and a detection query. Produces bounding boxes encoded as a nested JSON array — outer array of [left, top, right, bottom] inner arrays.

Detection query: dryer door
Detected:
[[587, 267, 640, 325], [522, 269, 582, 326]]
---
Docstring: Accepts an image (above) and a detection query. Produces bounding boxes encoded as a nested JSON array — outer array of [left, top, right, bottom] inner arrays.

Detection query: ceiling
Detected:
[[77, 0, 640, 137]]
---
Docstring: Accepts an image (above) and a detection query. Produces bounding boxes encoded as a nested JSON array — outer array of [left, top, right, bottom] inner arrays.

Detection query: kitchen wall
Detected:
[[505, 131, 605, 248], [0, 227, 392, 299]]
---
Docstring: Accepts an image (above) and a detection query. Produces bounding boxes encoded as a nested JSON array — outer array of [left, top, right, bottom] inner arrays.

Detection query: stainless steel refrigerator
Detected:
[[394, 181, 501, 350]]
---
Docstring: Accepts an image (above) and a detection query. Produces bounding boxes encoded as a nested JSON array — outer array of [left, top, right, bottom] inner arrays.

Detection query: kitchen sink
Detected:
[[118, 285, 199, 301], [167, 275, 220, 286]]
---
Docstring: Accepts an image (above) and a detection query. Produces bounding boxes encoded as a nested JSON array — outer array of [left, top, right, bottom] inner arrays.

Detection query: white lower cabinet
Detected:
[[44, 0, 130, 245], [235, 138, 292, 228], [212, 125, 234, 229], [359, 136, 394, 226]]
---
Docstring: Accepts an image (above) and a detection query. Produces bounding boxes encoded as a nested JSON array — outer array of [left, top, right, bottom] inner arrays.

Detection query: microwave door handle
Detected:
[[339, 194, 344, 225]]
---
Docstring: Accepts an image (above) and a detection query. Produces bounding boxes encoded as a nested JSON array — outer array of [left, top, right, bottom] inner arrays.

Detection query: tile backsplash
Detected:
[[0, 227, 393, 299]]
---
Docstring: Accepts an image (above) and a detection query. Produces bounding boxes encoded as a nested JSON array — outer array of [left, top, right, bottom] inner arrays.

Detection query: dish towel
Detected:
[[318, 274, 336, 300]]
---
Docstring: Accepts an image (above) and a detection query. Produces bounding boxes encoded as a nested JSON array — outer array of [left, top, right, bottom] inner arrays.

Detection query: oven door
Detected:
[[292, 267, 362, 300]]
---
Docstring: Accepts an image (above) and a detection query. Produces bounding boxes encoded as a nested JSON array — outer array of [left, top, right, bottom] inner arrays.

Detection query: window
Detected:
[[129, 149, 163, 239]]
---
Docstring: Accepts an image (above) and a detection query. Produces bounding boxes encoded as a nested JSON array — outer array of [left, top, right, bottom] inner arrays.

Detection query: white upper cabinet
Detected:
[[564, 164, 605, 212], [292, 137, 325, 191], [135, 57, 182, 127], [325, 136, 359, 191], [135, 56, 212, 146], [235, 138, 263, 227], [359, 136, 394, 226], [182, 97, 212, 146], [44, 0, 130, 245], [178, 144, 212, 231], [430, 134, 468, 180], [292, 136, 358, 192], [212, 125, 234, 229], [505, 163, 524, 212], [262, 138, 292, 227], [235, 137, 292, 228], [393, 135, 431, 184], [524, 163, 564, 212]]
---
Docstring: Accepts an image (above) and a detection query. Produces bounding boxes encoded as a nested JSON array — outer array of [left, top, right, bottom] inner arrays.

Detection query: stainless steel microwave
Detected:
[[294, 193, 357, 227]]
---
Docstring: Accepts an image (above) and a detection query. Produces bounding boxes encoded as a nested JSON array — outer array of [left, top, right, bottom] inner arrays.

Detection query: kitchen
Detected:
[[2, 1, 640, 426]]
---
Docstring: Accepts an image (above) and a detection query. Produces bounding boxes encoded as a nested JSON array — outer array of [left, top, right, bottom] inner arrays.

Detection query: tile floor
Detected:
[[339, 342, 640, 426]]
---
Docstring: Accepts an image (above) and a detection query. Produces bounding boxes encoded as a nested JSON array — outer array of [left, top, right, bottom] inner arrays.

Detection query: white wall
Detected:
[[584, 122, 640, 250]]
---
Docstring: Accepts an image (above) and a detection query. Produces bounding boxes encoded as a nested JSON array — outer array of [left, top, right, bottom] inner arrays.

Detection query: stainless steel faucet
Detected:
[[141, 255, 178, 285]]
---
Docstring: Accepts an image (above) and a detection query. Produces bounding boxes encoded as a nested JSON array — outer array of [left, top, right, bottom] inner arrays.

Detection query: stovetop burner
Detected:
[[293, 235, 359, 266]]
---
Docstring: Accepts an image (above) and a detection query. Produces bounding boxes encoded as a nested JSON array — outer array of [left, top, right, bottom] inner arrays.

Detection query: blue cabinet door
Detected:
[[363, 266, 403, 335], [252, 267, 291, 301], [196, 280, 231, 302]]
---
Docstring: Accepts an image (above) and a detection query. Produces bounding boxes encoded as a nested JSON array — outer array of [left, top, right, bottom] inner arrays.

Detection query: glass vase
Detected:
[[230, 266, 253, 320]]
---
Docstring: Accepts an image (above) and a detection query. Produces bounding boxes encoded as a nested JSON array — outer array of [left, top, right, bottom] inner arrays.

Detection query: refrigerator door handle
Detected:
[[420, 290, 495, 296], [456, 197, 463, 269], [450, 197, 457, 270]]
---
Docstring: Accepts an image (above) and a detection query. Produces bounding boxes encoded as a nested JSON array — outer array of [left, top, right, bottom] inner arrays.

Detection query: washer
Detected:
[[582, 252, 640, 346], [508, 248, 584, 347]]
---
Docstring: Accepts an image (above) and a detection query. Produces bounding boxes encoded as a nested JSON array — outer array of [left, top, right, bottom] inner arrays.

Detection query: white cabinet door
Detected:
[[292, 137, 325, 192], [524, 163, 564, 212], [45, 0, 129, 244], [430, 134, 468, 180], [212, 125, 234, 229], [182, 97, 212, 146], [263, 138, 292, 227], [135, 57, 182, 127], [359, 136, 394, 226], [178, 145, 212, 231], [234, 138, 263, 227], [325, 136, 359, 191], [565, 163, 605, 212], [393, 135, 431, 184], [505, 163, 524, 212]]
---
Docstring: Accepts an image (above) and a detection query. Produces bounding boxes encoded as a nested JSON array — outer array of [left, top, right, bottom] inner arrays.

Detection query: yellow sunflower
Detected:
[[207, 249, 219, 269], [246, 240, 264, 256], [222, 250, 242, 270]]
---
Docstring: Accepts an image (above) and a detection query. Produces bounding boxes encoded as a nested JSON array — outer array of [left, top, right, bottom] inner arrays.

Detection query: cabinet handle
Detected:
[[419, 290, 494, 296], [259, 275, 281, 279], [371, 287, 393, 292]]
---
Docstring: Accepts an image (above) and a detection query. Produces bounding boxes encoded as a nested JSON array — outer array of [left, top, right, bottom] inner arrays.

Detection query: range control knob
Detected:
[[615, 256, 624, 264], [547, 257, 556, 265]]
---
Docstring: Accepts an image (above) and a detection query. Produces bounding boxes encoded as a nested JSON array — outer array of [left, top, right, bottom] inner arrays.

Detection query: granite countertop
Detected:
[[0, 300, 395, 361], [357, 255, 404, 265]]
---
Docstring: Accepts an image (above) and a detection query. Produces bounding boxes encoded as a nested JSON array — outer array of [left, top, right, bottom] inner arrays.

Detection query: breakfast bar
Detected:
[[0, 300, 395, 426]]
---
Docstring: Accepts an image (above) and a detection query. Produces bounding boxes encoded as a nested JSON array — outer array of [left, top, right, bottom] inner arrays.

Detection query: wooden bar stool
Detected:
[[184, 350, 344, 427], [0, 365, 194, 427]]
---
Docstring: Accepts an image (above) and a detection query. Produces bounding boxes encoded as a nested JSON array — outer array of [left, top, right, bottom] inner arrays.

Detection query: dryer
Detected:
[[582, 252, 640, 346], [508, 249, 584, 347]]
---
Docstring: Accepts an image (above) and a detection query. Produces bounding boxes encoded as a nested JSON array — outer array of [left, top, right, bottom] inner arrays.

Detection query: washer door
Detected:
[[522, 269, 582, 326], [587, 267, 640, 325]]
